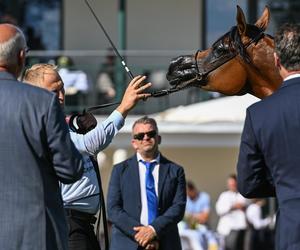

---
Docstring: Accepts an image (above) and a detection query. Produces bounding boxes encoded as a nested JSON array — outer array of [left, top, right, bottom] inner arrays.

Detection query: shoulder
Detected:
[[113, 155, 135, 172], [22, 81, 56, 104], [161, 155, 184, 171], [2, 78, 54, 98], [218, 191, 229, 199], [5, 80, 56, 112], [200, 191, 210, 200]]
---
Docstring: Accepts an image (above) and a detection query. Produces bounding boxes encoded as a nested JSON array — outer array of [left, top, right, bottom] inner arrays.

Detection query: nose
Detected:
[[58, 90, 65, 105]]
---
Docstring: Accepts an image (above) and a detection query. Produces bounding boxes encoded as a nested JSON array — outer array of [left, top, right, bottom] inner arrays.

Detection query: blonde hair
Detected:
[[23, 63, 58, 87]]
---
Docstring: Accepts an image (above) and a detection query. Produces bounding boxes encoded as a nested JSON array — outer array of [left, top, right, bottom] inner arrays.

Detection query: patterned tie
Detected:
[[141, 160, 158, 224]]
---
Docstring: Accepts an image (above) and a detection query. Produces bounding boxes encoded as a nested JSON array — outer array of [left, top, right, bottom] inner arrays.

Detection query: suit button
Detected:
[[158, 207, 161, 211]]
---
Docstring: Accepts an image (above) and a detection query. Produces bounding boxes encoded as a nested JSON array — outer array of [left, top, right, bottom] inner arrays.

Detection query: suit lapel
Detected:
[[158, 155, 170, 201], [127, 155, 142, 212]]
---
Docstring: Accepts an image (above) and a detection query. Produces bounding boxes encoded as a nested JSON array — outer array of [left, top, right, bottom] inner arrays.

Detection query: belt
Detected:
[[65, 208, 97, 224]]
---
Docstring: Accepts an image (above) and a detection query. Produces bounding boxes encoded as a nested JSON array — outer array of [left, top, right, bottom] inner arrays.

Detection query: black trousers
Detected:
[[225, 229, 246, 250], [66, 209, 100, 250]]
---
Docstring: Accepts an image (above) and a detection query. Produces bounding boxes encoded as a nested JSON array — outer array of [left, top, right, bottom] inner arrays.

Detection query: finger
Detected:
[[134, 232, 141, 239], [138, 93, 151, 100], [133, 227, 141, 231], [141, 239, 149, 247], [132, 75, 146, 87], [136, 82, 152, 92], [129, 75, 144, 86]]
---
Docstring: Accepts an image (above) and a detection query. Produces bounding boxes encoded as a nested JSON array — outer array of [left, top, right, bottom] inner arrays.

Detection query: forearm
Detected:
[[151, 203, 185, 237], [70, 110, 124, 154], [108, 207, 141, 238], [196, 211, 209, 224]]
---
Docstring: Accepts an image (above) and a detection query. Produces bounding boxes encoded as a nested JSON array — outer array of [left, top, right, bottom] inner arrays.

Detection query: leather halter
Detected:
[[194, 30, 266, 84], [150, 29, 266, 98]]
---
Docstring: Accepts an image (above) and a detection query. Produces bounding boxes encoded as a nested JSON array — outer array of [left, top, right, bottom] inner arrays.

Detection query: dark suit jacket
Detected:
[[107, 154, 186, 250], [237, 77, 300, 250], [0, 72, 83, 250]]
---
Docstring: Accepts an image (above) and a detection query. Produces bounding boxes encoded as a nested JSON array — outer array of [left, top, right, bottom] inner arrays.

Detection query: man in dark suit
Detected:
[[237, 23, 300, 250], [107, 116, 186, 250], [0, 24, 83, 250]]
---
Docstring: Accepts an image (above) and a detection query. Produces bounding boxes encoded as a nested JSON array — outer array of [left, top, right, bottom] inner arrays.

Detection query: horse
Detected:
[[166, 6, 283, 99]]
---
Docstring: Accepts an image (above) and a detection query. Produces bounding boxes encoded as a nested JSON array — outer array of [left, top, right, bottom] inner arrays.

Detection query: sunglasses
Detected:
[[133, 130, 157, 140]]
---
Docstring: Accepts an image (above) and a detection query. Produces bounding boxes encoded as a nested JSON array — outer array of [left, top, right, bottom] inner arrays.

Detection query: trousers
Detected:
[[66, 209, 100, 250]]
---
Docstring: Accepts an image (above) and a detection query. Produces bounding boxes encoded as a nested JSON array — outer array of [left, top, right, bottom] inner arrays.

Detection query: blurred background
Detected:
[[2, 0, 297, 248]]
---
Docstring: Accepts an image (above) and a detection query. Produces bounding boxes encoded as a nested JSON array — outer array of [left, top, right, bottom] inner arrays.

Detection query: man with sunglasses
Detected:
[[107, 116, 186, 250]]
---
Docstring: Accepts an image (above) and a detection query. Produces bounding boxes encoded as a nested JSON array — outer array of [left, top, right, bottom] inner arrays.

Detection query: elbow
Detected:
[[238, 180, 274, 198], [237, 181, 254, 198], [59, 159, 84, 184]]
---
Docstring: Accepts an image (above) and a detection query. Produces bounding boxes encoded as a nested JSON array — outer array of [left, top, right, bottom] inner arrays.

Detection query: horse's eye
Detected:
[[214, 46, 227, 56]]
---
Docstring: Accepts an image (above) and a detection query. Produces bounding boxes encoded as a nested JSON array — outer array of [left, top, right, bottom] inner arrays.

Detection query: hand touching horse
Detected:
[[166, 6, 282, 99]]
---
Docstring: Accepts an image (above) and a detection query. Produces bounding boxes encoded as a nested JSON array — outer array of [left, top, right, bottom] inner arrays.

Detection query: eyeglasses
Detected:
[[24, 47, 30, 54], [133, 130, 157, 140]]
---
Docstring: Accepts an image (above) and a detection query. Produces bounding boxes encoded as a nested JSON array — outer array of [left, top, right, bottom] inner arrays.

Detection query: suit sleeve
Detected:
[[237, 109, 275, 198], [107, 164, 141, 238], [151, 166, 186, 238], [46, 95, 83, 184]]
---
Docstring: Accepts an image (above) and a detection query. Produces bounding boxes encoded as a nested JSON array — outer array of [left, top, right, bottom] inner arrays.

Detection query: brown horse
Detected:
[[166, 6, 283, 99]]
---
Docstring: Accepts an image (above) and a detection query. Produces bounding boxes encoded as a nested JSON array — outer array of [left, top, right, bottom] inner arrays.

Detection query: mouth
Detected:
[[166, 55, 203, 89]]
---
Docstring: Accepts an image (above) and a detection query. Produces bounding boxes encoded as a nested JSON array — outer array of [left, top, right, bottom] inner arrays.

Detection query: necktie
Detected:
[[141, 160, 158, 224]]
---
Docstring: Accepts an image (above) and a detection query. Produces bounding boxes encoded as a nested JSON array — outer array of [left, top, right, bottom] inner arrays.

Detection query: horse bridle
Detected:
[[85, 0, 267, 110], [86, 30, 266, 111], [148, 28, 267, 98], [194, 29, 266, 85]]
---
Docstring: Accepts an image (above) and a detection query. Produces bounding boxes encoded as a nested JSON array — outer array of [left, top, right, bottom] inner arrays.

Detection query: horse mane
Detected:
[[212, 25, 266, 64]]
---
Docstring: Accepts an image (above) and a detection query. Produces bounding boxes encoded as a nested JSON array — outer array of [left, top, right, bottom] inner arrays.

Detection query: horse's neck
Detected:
[[242, 51, 282, 98], [246, 67, 282, 99]]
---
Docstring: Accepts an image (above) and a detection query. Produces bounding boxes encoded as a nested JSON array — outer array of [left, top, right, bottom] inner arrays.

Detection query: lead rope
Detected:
[[89, 156, 109, 250]]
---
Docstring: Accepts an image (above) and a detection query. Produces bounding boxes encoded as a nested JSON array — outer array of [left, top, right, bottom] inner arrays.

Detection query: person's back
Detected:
[[237, 23, 300, 250], [0, 23, 83, 250]]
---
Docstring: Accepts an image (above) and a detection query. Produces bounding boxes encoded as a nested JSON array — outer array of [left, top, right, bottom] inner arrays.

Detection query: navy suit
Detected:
[[107, 154, 186, 250], [237, 77, 300, 250], [0, 72, 83, 250]]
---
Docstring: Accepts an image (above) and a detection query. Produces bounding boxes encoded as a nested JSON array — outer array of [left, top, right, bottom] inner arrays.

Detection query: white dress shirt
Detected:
[[137, 153, 160, 226], [246, 203, 271, 230], [216, 190, 248, 236]]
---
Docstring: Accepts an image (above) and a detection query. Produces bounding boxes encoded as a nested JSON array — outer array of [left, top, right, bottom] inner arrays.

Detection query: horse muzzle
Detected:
[[166, 55, 207, 88]]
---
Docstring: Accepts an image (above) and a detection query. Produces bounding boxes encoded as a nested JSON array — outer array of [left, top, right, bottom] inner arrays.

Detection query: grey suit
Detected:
[[0, 72, 83, 250]]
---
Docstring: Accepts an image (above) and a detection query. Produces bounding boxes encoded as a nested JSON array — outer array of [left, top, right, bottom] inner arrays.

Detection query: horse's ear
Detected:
[[236, 5, 247, 36], [255, 6, 270, 31]]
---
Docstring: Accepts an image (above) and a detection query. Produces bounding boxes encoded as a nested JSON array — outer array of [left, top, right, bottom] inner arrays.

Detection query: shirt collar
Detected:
[[284, 73, 300, 82], [137, 152, 160, 164]]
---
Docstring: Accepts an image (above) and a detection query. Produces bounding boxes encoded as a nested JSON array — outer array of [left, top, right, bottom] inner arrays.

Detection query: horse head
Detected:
[[166, 6, 282, 99]]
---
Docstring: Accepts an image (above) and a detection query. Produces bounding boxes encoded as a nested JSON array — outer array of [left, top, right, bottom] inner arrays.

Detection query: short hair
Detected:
[[187, 180, 197, 191], [274, 23, 300, 71], [23, 63, 58, 87], [132, 116, 158, 132], [228, 173, 237, 181], [0, 24, 26, 67]]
